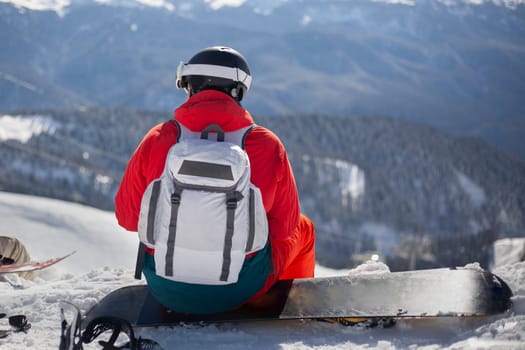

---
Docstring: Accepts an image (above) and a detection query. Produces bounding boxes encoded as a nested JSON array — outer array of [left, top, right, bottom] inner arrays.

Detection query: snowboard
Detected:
[[82, 267, 513, 328], [0, 251, 75, 274]]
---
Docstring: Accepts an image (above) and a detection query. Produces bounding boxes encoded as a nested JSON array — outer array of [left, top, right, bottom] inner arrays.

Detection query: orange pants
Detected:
[[248, 214, 316, 302], [278, 214, 316, 280]]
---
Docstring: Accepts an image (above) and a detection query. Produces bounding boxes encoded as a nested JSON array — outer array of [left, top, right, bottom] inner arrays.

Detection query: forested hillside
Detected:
[[1, 109, 524, 269]]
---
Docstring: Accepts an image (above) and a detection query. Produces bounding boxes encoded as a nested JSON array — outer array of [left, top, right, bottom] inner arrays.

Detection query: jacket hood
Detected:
[[174, 90, 254, 132]]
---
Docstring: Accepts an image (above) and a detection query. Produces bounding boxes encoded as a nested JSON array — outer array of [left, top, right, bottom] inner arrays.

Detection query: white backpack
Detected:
[[138, 122, 268, 285]]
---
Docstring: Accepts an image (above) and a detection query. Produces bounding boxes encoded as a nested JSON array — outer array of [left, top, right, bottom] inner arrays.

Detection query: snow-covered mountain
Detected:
[[266, 114, 525, 268], [1, 109, 524, 269], [0, 0, 524, 160], [2, 0, 525, 14], [0, 190, 524, 350]]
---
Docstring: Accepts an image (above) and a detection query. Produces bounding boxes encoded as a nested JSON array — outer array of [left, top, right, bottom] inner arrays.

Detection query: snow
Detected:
[[1, 0, 524, 17], [463, 262, 484, 271], [301, 155, 365, 209], [455, 171, 487, 208], [97, 0, 175, 11], [492, 238, 525, 270], [0, 114, 59, 144], [0, 0, 70, 14], [372, 0, 416, 5], [0, 190, 524, 349], [347, 260, 391, 276], [204, 0, 245, 10], [0, 191, 137, 273]]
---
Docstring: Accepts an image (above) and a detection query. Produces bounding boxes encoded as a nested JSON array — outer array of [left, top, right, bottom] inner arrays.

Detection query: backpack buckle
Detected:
[[226, 198, 238, 209], [171, 193, 181, 205], [226, 191, 243, 209]]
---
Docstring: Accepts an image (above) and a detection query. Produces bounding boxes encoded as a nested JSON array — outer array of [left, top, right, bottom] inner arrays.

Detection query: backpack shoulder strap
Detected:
[[239, 124, 254, 149], [171, 120, 182, 142]]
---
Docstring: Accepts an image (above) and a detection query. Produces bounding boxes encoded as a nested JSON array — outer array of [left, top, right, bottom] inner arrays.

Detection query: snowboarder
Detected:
[[115, 46, 316, 314], [0, 235, 33, 280]]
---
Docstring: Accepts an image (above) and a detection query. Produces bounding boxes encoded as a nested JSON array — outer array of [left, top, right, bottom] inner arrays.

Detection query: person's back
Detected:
[[115, 46, 315, 314]]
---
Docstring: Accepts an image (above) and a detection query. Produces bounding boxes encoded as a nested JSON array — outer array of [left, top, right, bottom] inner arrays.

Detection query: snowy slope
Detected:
[[0, 191, 524, 349]]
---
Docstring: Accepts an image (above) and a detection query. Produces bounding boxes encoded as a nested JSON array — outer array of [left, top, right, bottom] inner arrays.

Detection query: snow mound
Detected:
[[348, 260, 391, 276], [463, 262, 484, 271]]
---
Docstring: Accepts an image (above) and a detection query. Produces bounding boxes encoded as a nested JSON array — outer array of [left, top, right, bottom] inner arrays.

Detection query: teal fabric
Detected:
[[143, 243, 272, 314]]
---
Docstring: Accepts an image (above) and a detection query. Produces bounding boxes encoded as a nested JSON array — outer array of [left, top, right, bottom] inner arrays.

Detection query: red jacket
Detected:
[[115, 90, 300, 281]]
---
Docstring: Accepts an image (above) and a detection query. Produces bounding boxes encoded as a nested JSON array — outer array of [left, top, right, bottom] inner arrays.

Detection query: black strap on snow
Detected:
[[0, 314, 31, 340], [8, 315, 30, 333]]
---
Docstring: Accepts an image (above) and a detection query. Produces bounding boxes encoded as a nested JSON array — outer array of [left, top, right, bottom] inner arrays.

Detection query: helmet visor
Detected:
[[176, 61, 186, 89], [176, 62, 252, 91]]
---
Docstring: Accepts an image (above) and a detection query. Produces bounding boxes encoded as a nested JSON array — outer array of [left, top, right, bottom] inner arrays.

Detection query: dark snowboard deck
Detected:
[[83, 267, 513, 328]]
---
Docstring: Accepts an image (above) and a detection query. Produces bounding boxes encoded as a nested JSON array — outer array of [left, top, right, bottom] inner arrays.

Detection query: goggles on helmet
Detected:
[[176, 62, 252, 91]]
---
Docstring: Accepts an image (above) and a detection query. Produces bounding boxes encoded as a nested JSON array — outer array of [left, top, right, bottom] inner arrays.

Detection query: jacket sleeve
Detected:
[[115, 137, 149, 231], [267, 146, 301, 276], [245, 126, 301, 276], [115, 122, 175, 232], [267, 148, 300, 241]]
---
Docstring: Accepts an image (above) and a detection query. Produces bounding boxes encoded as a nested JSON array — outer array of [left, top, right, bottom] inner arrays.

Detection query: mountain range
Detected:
[[1, 0, 524, 160]]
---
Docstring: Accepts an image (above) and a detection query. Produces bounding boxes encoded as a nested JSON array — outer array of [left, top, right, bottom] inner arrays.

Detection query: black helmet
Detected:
[[176, 46, 252, 101]]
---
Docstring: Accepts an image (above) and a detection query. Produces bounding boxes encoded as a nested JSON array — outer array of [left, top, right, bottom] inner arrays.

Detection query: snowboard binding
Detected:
[[82, 316, 161, 350], [59, 302, 162, 350]]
